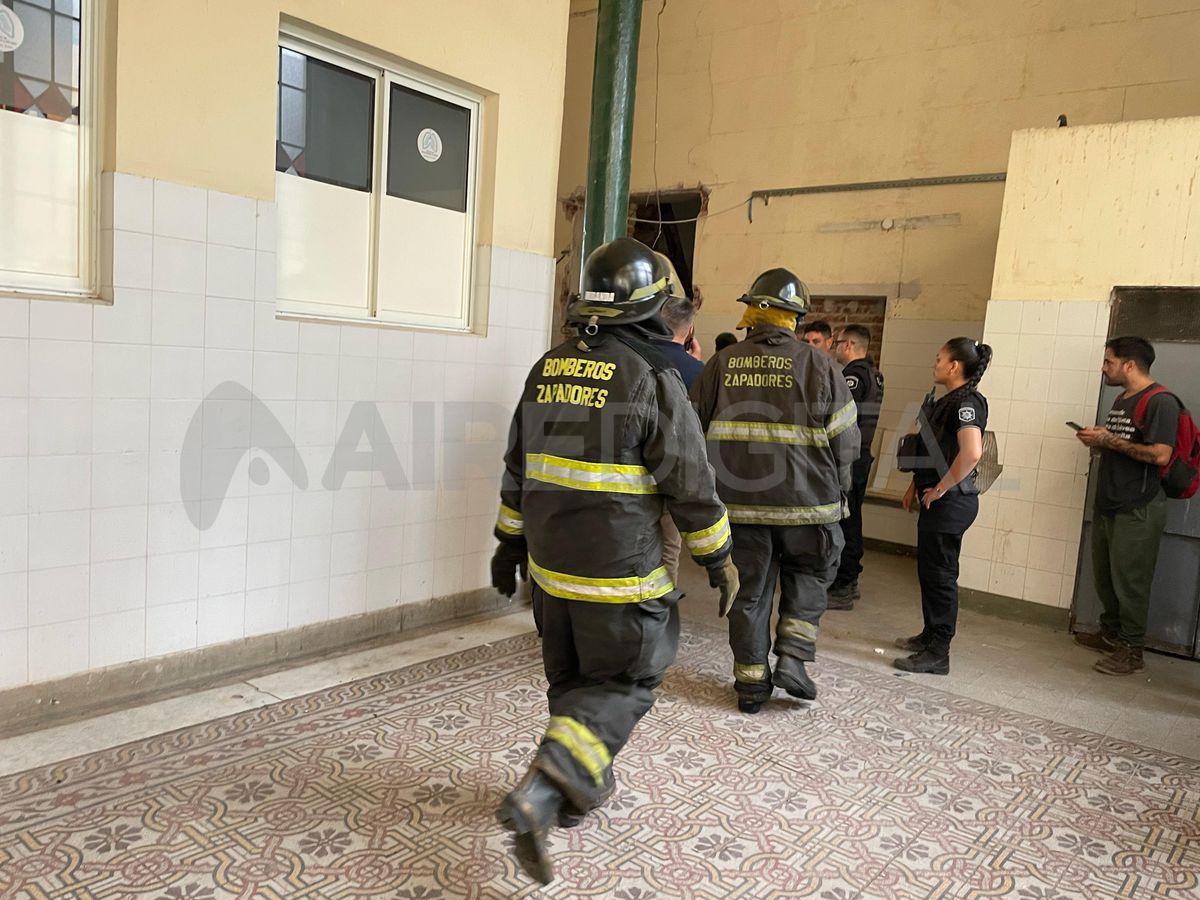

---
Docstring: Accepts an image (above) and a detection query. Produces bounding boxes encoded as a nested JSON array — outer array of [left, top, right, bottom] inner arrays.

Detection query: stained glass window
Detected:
[[0, 0, 81, 124]]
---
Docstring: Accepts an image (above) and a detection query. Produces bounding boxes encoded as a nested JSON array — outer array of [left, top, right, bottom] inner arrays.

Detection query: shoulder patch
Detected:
[[959, 407, 976, 423], [845, 375, 859, 390]]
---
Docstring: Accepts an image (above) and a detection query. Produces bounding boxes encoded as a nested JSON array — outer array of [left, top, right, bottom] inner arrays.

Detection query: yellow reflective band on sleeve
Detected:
[[826, 400, 858, 439], [526, 453, 659, 495], [528, 557, 674, 603], [779, 617, 819, 642], [734, 663, 769, 684], [681, 512, 731, 558], [706, 420, 829, 447], [545, 716, 612, 787], [495, 504, 523, 536], [725, 502, 843, 526]]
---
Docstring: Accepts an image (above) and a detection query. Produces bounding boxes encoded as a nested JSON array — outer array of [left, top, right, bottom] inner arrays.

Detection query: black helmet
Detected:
[[737, 268, 810, 316], [567, 237, 672, 325]]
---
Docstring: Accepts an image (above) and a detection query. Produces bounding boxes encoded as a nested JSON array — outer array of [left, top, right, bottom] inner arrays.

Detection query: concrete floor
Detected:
[[674, 550, 1200, 760], [1, 550, 1197, 776]]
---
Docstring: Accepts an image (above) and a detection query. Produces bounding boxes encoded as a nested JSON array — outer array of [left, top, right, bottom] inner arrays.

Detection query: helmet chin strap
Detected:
[[577, 315, 600, 351]]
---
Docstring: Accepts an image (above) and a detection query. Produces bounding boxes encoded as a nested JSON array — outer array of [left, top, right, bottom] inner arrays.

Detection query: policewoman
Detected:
[[895, 337, 992, 674]]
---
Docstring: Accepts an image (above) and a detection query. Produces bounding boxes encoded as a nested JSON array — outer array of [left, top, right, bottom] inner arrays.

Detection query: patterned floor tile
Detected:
[[1, 624, 1197, 899]]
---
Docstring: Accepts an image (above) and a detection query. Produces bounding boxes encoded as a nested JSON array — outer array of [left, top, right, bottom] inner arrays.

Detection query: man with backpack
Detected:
[[1075, 336, 1185, 676]]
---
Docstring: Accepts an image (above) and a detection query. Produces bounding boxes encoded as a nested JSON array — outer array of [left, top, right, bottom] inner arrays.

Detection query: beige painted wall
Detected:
[[992, 117, 1200, 302], [107, 0, 570, 255], [970, 117, 1200, 606], [557, 0, 1200, 329]]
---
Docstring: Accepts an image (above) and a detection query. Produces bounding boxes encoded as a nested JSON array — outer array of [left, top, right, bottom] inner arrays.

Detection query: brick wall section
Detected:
[[809, 296, 887, 357]]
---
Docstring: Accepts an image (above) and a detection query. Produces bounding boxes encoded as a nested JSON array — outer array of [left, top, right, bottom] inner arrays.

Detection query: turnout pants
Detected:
[[728, 523, 842, 701], [530, 585, 680, 812], [1092, 493, 1167, 649], [834, 454, 872, 587]]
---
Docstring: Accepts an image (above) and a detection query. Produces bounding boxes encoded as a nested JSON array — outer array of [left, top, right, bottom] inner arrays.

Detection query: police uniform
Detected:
[[910, 389, 988, 655], [491, 238, 736, 884], [832, 356, 885, 593], [690, 269, 859, 712]]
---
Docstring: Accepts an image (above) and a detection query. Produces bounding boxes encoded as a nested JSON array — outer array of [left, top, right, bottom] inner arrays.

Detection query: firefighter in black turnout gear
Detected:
[[691, 269, 859, 714], [828, 324, 886, 609], [491, 237, 737, 885]]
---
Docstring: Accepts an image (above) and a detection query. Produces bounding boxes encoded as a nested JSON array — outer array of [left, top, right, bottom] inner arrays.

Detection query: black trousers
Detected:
[[834, 454, 872, 587], [915, 491, 977, 655], [727, 523, 842, 701], [916, 530, 965, 655], [530, 586, 680, 811]]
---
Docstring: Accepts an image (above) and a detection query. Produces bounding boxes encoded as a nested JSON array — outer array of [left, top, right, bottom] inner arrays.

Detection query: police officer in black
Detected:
[[828, 324, 885, 609], [895, 337, 992, 674]]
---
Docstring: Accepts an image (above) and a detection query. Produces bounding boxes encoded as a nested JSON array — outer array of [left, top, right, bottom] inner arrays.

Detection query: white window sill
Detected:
[[276, 308, 481, 337], [0, 287, 110, 306]]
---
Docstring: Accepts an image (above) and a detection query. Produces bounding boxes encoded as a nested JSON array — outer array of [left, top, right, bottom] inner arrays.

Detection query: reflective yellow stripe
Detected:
[[495, 504, 523, 536], [681, 512, 731, 557], [707, 420, 829, 447], [735, 663, 768, 683], [552, 716, 612, 772], [780, 617, 818, 642], [826, 400, 858, 438], [526, 453, 659, 495], [726, 502, 843, 525], [628, 275, 670, 302], [545, 716, 611, 786], [528, 557, 674, 603]]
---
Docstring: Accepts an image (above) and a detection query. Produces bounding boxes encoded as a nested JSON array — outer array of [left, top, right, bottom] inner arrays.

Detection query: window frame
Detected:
[[276, 25, 483, 334], [0, 0, 103, 302]]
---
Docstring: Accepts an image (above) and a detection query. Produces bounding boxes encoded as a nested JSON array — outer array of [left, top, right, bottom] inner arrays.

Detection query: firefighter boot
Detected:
[[556, 776, 615, 828], [496, 768, 564, 884], [773, 654, 817, 701]]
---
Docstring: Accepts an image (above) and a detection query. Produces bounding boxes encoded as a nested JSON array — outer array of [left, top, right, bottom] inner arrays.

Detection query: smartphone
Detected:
[[1066, 421, 1084, 431]]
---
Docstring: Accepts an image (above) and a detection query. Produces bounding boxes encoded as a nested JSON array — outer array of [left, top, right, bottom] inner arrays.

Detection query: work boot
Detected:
[[1094, 644, 1144, 676], [826, 580, 859, 611], [773, 654, 817, 700], [894, 633, 929, 653], [893, 648, 950, 675], [496, 768, 564, 885], [737, 696, 765, 714], [555, 777, 614, 828], [1074, 630, 1118, 653]]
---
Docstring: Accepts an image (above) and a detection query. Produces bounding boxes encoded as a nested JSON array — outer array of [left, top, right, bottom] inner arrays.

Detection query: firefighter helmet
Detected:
[[567, 237, 673, 325], [737, 268, 810, 316]]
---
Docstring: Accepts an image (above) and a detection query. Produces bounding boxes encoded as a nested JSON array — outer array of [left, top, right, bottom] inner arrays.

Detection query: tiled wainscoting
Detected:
[[960, 298, 1110, 608], [0, 173, 553, 690]]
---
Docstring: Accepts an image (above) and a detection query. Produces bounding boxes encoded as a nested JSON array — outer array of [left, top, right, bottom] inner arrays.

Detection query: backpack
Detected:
[[1134, 386, 1200, 500]]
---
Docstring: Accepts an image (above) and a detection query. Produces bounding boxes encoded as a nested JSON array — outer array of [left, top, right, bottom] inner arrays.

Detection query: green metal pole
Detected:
[[580, 0, 643, 277]]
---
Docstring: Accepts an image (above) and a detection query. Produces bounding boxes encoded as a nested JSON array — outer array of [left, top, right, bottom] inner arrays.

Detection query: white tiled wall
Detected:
[[959, 299, 1109, 608], [0, 173, 553, 690]]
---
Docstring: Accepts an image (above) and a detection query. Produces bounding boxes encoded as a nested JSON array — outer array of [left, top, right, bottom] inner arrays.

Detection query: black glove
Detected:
[[491, 542, 528, 597], [707, 558, 740, 617]]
